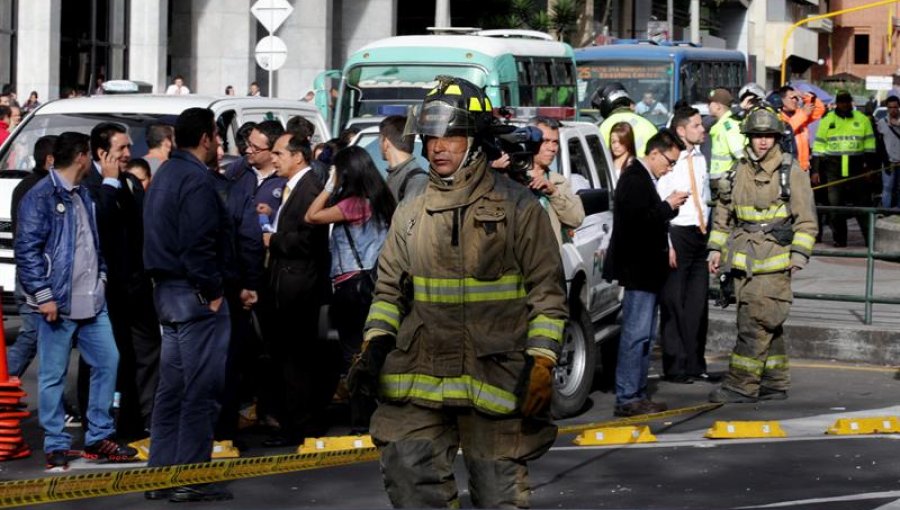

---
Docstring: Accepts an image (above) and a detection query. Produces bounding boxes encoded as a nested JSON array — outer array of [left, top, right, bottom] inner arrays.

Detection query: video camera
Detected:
[[487, 107, 544, 185]]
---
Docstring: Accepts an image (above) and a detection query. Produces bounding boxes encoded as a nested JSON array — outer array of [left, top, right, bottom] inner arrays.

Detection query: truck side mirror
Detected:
[[577, 188, 610, 216]]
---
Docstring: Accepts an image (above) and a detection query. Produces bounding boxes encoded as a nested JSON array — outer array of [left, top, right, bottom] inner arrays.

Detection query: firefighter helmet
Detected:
[[741, 106, 785, 136], [590, 82, 633, 119], [404, 75, 494, 140]]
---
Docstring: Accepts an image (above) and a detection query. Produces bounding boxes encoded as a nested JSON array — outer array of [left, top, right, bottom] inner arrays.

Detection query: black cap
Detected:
[[836, 90, 853, 103]]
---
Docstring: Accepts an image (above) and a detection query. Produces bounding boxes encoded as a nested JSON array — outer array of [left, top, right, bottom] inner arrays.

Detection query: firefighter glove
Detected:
[[347, 335, 395, 399], [521, 355, 555, 417]]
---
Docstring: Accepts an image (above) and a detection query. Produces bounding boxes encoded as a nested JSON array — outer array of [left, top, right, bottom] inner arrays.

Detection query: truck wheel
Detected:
[[551, 306, 596, 419]]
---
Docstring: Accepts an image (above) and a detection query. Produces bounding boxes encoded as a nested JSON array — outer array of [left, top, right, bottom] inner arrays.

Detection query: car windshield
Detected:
[[577, 61, 673, 125], [0, 112, 175, 172], [352, 131, 428, 178]]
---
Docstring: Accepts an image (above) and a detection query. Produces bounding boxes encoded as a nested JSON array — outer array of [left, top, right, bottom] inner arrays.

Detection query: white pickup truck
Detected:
[[352, 119, 622, 418]]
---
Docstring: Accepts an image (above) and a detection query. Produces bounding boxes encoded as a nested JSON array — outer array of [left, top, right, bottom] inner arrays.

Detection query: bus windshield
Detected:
[[577, 61, 673, 125], [339, 65, 487, 126]]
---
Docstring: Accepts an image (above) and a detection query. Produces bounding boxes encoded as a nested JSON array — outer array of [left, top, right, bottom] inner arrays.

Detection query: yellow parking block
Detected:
[[826, 416, 900, 435], [296, 435, 375, 454], [704, 421, 786, 439], [573, 426, 657, 446]]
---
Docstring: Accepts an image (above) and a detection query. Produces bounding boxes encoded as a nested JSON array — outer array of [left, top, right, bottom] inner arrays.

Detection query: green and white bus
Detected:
[[317, 30, 578, 134]]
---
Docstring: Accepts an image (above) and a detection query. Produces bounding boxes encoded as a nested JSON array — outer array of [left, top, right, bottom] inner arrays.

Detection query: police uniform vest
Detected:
[[812, 110, 876, 177], [709, 110, 747, 178], [599, 109, 658, 158]]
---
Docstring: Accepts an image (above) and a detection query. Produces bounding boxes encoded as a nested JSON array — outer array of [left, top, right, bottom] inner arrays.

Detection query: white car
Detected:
[[352, 119, 622, 418], [0, 93, 331, 313]]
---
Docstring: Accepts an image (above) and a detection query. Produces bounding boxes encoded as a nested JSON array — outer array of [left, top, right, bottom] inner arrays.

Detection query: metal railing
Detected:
[[794, 205, 900, 325]]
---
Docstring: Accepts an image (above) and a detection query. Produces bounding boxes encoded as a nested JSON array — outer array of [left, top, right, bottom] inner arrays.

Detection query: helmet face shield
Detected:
[[404, 101, 476, 138]]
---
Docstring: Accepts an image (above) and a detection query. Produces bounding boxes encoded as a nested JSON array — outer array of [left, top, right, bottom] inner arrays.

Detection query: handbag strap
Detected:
[[342, 223, 364, 269]]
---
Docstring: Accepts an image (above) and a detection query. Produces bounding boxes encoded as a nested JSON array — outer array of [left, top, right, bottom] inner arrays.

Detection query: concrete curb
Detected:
[[708, 309, 900, 366]]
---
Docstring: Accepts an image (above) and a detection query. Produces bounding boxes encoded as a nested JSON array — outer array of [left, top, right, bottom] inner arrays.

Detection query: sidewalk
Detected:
[[707, 241, 900, 365]]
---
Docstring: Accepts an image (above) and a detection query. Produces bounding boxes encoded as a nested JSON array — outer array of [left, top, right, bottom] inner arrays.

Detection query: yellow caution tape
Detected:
[[0, 402, 720, 508]]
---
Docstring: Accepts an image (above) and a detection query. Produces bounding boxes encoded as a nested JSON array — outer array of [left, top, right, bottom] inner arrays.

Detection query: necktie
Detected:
[[282, 184, 291, 204], [686, 154, 707, 234]]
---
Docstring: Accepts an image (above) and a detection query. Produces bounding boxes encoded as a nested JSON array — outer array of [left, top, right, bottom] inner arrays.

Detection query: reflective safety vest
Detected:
[[709, 110, 747, 179], [363, 154, 568, 416], [812, 110, 876, 177], [599, 109, 658, 157], [708, 146, 818, 276]]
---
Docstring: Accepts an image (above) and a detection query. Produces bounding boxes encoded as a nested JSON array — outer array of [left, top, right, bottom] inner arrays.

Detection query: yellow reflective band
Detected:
[[528, 315, 565, 343], [445, 84, 462, 96], [380, 373, 518, 414], [709, 230, 728, 248], [735, 205, 789, 222], [730, 353, 764, 376], [765, 355, 789, 371], [484, 97, 492, 110], [468, 97, 483, 112], [731, 252, 791, 273], [792, 232, 815, 251], [427, 87, 439, 96], [413, 275, 526, 303], [366, 301, 401, 331]]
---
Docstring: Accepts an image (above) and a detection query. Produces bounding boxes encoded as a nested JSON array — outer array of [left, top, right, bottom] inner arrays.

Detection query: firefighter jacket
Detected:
[[707, 145, 818, 276], [600, 108, 658, 158], [812, 109, 876, 177], [709, 110, 747, 179], [363, 153, 568, 416]]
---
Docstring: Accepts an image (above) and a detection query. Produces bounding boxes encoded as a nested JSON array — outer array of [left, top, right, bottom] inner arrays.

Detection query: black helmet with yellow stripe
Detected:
[[405, 75, 494, 141]]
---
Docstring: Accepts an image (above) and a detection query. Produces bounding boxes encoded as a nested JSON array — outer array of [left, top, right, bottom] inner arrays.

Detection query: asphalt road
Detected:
[[2, 317, 900, 509]]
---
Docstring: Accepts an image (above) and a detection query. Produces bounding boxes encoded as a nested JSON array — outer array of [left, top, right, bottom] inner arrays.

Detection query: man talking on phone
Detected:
[[657, 106, 714, 385]]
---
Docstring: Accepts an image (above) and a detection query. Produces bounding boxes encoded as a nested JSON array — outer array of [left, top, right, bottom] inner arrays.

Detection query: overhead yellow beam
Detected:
[[781, 0, 898, 86]]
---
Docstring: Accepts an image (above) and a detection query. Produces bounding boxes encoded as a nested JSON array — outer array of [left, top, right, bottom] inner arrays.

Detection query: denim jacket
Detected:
[[330, 208, 388, 278], [15, 171, 107, 314]]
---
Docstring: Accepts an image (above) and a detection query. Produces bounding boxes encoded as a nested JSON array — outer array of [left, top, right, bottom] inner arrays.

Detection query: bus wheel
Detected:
[[551, 305, 595, 419]]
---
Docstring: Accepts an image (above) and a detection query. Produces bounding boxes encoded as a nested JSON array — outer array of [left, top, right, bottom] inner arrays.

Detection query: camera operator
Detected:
[[526, 116, 585, 245]]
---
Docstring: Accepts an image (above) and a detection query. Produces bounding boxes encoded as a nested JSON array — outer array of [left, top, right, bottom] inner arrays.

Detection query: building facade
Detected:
[[829, 0, 900, 80], [3, 0, 398, 102]]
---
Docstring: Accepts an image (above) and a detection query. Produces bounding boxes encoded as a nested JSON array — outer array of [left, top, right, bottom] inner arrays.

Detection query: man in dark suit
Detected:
[[261, 132, 332, 446], [82, 122, 161, 440], [603, 129, 689, 417]]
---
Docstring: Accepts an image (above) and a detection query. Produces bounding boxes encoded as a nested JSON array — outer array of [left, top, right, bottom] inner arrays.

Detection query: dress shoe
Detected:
[[690, 372, 722, 383], [663, 374, 693, 384], [759, 386, 788, 401], [709, 386, 758, 403], [169, 484, 233, 502], [613, 399, 668, 417], [262, 435, 302, 448], [144, 488, 174, 500]]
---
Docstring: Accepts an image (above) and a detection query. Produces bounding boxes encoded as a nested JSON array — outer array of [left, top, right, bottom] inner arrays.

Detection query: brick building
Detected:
[[830, 0, 900, 80]]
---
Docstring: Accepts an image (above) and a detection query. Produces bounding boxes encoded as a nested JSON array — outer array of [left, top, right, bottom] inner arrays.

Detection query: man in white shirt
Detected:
[[635, 91, 669, 118], [656, 106, 714, 384], [165, 75, 190, 95]]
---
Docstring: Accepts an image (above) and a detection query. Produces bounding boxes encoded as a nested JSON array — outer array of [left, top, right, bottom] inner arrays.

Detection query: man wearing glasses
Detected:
[[602, 129, 689, 417], [775, 86, 825, 173], [231, 120, 287, 225], [876, 96, 900, 208]]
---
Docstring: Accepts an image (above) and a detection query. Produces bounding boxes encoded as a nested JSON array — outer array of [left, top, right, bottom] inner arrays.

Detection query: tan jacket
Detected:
[[364, 154, 568, 416], [708, 145, 818, 277], [543, 171, 585, 246]]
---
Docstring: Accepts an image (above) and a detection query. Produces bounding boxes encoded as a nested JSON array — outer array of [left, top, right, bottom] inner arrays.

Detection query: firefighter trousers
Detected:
[[370, 402, 557, 508], [723, 272, 792, 397]]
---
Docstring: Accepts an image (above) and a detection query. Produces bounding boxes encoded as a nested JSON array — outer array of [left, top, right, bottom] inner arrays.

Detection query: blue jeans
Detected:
[[616, 289, 659, 406], [8, 281, 38, 377], [149, 282, 230, 467], [37, 307, 119, 453], [883, 169, 899, 208]]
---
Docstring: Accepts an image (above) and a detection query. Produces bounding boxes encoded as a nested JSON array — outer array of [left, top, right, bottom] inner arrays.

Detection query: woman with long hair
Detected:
[[609, 121, 637, 176], [305, 145, 396, 432]]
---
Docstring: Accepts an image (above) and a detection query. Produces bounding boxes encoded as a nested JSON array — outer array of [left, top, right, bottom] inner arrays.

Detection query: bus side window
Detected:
[[585, 135, 610, 190], [517, 59, 533, 106], [568, 137, 593, 189], [534, 60, 552, 106], [500, 85, 512, 106]]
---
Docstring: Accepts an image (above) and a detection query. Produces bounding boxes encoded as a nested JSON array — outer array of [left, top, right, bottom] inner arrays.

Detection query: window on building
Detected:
[[60, 0, 129, 96], [0, 0, 16, 92], [855, 34, 870, 65]]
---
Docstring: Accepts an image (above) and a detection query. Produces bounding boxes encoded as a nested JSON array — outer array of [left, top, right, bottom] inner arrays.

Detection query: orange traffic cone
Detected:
[[0, 297, 30, 461]]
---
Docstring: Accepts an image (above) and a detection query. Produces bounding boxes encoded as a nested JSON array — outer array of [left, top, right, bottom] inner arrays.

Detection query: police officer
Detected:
[[707, 88, 746, 189], [707, 107, 818, 403], [348, 76, 568, 508], [596, 82, 658, 157], [812, 90, 877, 247]]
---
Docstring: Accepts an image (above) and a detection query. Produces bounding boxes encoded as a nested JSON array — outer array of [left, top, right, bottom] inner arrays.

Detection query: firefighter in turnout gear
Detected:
[[706, 106, 818, 403], [348, 76, 568, 508], [595, 82, 658, 157]]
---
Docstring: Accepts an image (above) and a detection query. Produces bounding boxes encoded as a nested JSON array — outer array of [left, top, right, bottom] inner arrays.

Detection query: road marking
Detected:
[[791, 362, 899, 374], [550, 433, 894, 452], [736, 490, 900, 508]]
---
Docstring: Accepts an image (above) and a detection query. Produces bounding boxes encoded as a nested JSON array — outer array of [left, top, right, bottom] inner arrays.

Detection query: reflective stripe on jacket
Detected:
[[709, 111, 747, 178]]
